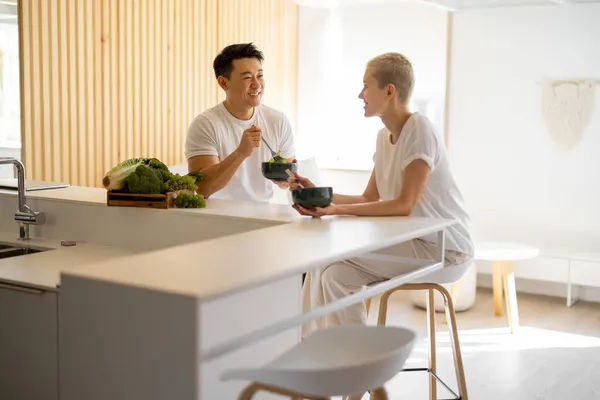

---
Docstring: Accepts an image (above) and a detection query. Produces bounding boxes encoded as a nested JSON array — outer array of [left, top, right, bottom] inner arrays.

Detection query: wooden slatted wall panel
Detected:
[[216, 0, 298, 131], [18, 0, 298, 187]]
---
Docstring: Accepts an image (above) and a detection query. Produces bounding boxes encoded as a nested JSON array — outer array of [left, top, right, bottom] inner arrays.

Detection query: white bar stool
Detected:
[[364, 261, 471, 400], [221, 325, 417, 400]]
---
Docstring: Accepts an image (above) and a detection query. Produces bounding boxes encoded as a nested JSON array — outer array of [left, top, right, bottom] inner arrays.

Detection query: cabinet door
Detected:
[[0, 282, 58, 400]]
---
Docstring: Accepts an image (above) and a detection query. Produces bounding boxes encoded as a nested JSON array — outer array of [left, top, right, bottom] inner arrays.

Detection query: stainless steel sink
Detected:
[[0, 242, 53, 260]]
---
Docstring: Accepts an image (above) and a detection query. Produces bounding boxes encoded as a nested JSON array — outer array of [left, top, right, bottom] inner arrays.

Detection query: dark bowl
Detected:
[[261, 162, 298, 182], [291, 187, 333, 209]]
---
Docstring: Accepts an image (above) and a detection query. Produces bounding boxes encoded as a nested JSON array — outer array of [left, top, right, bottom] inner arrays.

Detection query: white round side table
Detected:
[[474, 241, 540, 334]]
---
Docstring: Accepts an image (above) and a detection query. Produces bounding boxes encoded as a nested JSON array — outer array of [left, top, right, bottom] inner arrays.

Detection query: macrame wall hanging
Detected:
[[539, 78, 598, 151]]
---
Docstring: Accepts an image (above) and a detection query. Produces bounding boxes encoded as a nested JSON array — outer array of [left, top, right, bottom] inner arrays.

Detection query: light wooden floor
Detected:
[[363, 288, 600, 400]]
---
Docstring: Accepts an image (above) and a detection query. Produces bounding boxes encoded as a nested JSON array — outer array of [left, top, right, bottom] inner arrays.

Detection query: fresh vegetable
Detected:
[[164, 173, 198, 192], [124, 164, 164, 194], [103, 157, 209, 208], [103, 157, 173, 191], [186, 171, 205, 182], [146, 158, 172, 182], [268, 151, 287, 163], [174, 192, 206, 208], [167, 172, 206, 208], [102, 158, 146, 191]]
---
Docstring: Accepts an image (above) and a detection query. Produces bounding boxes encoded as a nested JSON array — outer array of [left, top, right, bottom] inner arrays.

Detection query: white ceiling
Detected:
[[293, 0, 600, 11]]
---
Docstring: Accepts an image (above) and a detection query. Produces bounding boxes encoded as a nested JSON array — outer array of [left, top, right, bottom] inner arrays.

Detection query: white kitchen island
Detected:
[[0, 186, 301, 400], [0, 186, 454, 400]]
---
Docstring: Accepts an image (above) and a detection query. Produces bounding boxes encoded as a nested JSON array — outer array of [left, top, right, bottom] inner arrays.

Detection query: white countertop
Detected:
[[1, 185, 455, 300], [0, 185, 108, 205], [0, 186, 300, 289], [0, 231, 137, 290], [65, 216, 455, 300], [0, 185, 300, 224]]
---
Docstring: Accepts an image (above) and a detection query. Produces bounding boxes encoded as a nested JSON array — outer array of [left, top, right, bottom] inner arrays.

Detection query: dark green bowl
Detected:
[[291, 187, 333, 209], [261, 162, 298, 182]]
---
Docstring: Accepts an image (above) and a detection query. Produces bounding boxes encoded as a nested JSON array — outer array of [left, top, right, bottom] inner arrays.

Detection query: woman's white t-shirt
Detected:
[[373, 113, 474, 256], [185, 103, 295, 203]]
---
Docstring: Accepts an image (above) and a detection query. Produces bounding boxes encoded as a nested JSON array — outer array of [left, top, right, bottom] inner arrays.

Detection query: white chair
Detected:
[[221, 325, 417, 400], [364, 261, 471, 400]]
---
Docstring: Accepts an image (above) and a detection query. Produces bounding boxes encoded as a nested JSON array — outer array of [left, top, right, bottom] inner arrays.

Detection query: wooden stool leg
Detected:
[[502, 262, 520, 334], [437, 285, 469, 400], [238, 383, 261, 400], [426, 289, 437, 400], [377, 290, 393, 326], [371, 387, 389, 400], [492, 260, 505, 316], [365, 297, 372, 316], [238, 383, 330, 400], [342, 395, 365, 400]]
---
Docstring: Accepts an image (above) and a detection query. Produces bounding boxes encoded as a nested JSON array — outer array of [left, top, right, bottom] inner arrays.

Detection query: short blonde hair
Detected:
[[367, 52, 414, 104]]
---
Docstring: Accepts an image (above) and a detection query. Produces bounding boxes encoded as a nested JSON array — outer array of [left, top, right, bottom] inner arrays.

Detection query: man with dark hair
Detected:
[[185, 43, 296, 202]]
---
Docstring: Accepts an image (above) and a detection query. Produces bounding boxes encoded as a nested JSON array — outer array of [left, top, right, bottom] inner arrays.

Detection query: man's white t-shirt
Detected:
[[373, 112, 474, 256], [185, 102, 295, 203]]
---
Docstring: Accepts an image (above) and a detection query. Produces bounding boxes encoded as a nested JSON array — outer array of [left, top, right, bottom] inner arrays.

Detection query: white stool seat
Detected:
[[415, 260, 473, 284], [405, 261, 475, 312], [222, 325, 416, 397], [474, 240, 539, 261]]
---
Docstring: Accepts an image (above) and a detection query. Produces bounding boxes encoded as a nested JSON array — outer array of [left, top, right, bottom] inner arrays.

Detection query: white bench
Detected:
[[540, 247, 600, 307]]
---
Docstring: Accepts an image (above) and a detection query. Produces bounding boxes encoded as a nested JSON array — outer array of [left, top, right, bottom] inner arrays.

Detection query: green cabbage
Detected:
[[103, 157, 173, 192]]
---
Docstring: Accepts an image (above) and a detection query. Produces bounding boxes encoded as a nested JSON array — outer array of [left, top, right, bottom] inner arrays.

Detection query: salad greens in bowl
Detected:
[[261, 151, 297, 181]]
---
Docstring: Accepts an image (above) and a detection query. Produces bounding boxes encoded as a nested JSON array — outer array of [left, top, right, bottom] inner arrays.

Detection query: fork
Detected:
[[261, 137, 277, 158], [285, 169, 303, 189]]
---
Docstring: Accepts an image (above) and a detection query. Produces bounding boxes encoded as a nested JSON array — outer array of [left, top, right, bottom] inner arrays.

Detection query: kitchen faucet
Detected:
[[0, 157, 46, 240]]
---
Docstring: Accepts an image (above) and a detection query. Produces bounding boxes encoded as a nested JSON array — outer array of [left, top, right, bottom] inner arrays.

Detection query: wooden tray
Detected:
[[106, 191, 174, 209]]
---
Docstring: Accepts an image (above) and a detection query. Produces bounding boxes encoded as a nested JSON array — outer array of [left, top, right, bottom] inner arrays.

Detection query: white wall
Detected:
[[0, 21, 22, 149], [297, 3, 600, 302], [0, 20, 20, 179], [0, 146, 19, 178], [448, 4, 600, 247], [447, 4, 600, 302], [297, 1, 449, 170]]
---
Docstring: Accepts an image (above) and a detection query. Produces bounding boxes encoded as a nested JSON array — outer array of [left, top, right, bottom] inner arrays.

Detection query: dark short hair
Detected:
[[213, 43, 265, 79]]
